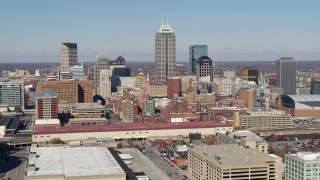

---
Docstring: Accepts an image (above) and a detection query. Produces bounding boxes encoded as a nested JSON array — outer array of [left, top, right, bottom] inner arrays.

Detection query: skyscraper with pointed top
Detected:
[[155, 20, 176, 84]]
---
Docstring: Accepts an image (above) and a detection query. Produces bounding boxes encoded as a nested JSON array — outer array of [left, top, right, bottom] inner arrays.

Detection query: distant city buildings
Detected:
[[189, 45, 208, 75], [240, 66, 259, 85], [94, 53, 109, 95], [276, 57, 297, 95], [155, 21, 176, 84], [60, 42, 77, 71], [167, 76, 181, 100]]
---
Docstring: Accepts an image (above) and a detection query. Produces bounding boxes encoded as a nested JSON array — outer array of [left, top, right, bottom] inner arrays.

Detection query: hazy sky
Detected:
[[0, 0, 319, 63]]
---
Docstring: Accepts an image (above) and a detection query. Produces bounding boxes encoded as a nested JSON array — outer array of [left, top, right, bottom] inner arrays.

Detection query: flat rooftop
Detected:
[[228, 130, 263, 141], [27, 146, 125, 178], [33, 121, 232, 135], [289, 152, 320, 161], [192, 144, 275, 167]]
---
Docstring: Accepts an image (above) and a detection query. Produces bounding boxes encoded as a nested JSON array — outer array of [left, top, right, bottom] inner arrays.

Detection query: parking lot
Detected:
[[119, 148, 168, 180]]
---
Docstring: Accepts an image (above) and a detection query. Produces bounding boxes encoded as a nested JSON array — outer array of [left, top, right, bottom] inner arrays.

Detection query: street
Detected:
[[4, 147, 28, 180], [137, 142, 187, 180]]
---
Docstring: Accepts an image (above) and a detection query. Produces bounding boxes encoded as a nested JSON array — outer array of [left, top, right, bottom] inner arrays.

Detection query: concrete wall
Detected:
[[33, 126, 233, 142]]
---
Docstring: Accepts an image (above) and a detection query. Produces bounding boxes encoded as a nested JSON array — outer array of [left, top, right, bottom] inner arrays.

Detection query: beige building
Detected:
[[135, 71, 147, 87], [235, 110, 293, 128], [94, 53, 109, 95], [150, 85, 167, 97], [239, 88, 257, 109], [188, 144, 277, 180], [69, 103, 105, 118], [60, 42, 77, 71], [99, 69, 112, 98], [25, 145, 125, 180]]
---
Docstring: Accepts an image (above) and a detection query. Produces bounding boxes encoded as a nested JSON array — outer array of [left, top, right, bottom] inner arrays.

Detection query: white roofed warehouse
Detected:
[[25, 144, 126, 180]]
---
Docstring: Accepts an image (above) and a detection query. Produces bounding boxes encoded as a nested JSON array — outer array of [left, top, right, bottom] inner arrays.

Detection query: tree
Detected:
[[50, 138, 64, 144]]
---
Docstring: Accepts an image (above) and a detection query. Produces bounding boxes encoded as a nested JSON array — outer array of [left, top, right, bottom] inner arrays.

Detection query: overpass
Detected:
[[249, 126, 320, 137]]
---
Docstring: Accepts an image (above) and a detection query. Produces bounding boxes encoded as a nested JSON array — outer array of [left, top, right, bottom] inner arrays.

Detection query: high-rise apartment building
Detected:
[[276, 57, 297, 95], [94, 53, 109, 95], [155, 21, 176, 84], [189, 45, 208, 75], [60, 42, 77, 71], [285, 152, 320, 180], [189, 144, 276, 180], [167, 76, 181, 100], [36, 89, 58, 120], [196, 56, 214, 82], [0, 82, 24, 108], [99, 69, 112, 98], [240, 67, 259, 85], [37, 80, 93, 104]]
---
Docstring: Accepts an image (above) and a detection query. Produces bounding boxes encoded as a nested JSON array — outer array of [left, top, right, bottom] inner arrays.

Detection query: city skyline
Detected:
[[0, 0, 320, 63]]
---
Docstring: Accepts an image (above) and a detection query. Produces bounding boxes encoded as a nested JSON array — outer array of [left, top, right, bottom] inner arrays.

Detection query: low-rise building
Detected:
[[217, 130, 269, 154]]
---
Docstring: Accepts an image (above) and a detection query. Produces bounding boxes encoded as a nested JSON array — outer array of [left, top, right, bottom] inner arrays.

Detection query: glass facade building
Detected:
[[276, 57, 297, 95], [0, 82, 24, 108], [189, 45, 208, 75]]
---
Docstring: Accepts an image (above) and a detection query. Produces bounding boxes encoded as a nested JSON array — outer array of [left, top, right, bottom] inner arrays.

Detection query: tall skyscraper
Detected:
[[155, 21, 176, 84], [60, 42, 77, 71], [94, 53, 109, 95], [196, 56, 214, 82], [276, 57, 297, 95], [189, 45, 208, 75]]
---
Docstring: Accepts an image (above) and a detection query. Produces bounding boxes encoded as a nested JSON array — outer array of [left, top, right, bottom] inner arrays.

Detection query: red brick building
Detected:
[[36, 88, 58, 119], [167, 76, 181, 100]]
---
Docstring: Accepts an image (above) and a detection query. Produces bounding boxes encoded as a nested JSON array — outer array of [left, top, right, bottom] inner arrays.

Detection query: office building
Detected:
[[188, 144, 276, 180], [311, 81, 320, 94], [111, 67, 131, 92], [99, 69, 112, 98], [109, 56, 126, 71], [240, 67, 259, 85], [276, 57, 297, 95], [239, 88, 257, 109], [167, 76, 181, 100], [155, 21, 176, 84], [285, 152, 320, 180], [94, 53, 109, 95], [189, 45, 208, 75], [25, 145, 125, 180], [0, 82, 24, 108], [196, 56, 214, 82], [60, 42, 77, 71], [36, 89, 58, 120], [37, 80, 93, 104]]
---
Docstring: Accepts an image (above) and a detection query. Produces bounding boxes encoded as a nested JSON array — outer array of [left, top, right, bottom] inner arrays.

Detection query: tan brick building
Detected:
[[37, 80, 93, 104]]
